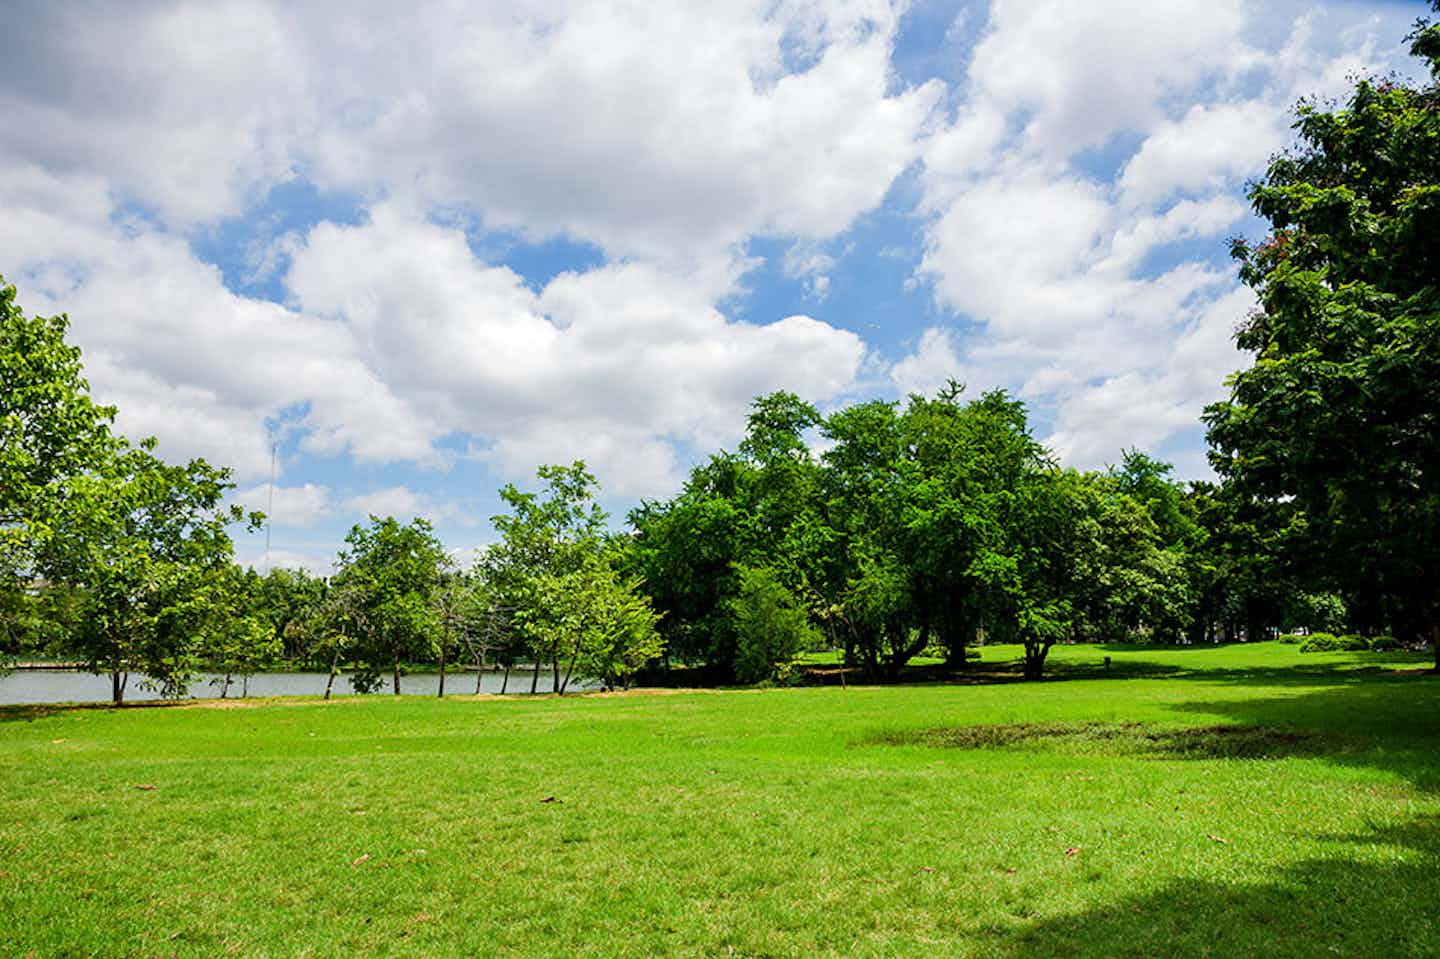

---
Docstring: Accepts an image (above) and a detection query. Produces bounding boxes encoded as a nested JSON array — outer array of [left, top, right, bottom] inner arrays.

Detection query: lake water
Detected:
[[0, 667, 593, 705]]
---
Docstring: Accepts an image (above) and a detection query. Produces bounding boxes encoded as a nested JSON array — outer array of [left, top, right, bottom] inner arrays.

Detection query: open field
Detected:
[[3, 642, 1439, 957]]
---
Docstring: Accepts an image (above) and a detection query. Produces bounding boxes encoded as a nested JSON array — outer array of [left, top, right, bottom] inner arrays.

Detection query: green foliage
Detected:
[[727, 564, 820, 685], [1282, 592, 1349, 636], [1205, 22, 1440, 660], [0, 278, 118, 668], [332, 516, 450, 694], [1297, 633, 1371, 654], [202, 568, 283, 697], [538, 556, 665, 692], [59, 438, 249, 702]]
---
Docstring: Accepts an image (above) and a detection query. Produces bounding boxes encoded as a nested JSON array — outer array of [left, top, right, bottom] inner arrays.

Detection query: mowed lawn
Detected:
[[3, 643, 1439, 958]]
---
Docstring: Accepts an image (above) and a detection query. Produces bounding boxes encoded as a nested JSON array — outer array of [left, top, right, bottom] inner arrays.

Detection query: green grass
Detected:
[[3, 641, 1439, 957]]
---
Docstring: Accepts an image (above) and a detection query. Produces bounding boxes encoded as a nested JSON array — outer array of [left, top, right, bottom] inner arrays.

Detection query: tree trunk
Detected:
[[475, 659, 485, 695], [552, 652, 560, 693], [221, 671, 232, 698], [392, 652, 401, 696], [438, 645, 446, 698], [1431, 625, 1439, 674], [111, 669, 125, 706], [530, 657, 540, 694], [501, 665, 510, 695], [1022, 642, 1052, 681], [242, 674, 249, 698], [324, 647, 340, 700]]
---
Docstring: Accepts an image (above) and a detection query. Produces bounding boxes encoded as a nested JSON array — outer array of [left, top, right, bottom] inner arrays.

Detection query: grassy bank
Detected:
[[3, 642, 1438, 957]]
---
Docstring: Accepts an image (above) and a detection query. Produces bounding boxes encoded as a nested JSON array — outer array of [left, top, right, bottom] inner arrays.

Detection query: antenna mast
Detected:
[[263, 438, 277, 574]]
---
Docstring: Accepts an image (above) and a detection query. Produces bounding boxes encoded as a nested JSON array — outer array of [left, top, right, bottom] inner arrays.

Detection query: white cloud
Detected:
[[913, 0, 1407, 473], [236, 483, 334, 528], [286, 207, 867, 496], [891, 327, 972, 397], [342, 485, 460, 523]]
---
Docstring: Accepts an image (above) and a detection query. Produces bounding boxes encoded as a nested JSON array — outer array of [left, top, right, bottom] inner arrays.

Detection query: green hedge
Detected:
[[1298, 633, 1371, 653]]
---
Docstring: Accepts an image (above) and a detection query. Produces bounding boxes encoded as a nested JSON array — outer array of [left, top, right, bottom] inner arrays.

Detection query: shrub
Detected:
[[1277, 633, 1304, 644], [728, 565, 821, 685], [1298, 633, 1370, 653], [1368, 635, 1402, 652]]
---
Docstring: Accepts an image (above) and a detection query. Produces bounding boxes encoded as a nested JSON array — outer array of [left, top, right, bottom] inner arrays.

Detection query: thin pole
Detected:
[[263, 439, 276, 573]]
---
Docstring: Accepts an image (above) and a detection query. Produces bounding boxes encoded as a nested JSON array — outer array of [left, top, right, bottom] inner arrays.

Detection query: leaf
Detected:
[[1207, 834, 1229, 844], [539, 795, 563, 804], [134, 783, 156, 791], [1064, 846, 1080, 857], [351, 853, 370, 867]]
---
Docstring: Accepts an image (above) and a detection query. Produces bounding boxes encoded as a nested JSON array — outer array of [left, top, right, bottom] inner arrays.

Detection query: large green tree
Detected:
[[60, 439, 251, 703], [1205, 8, 1440, 664], [0, 277, 116, 659]]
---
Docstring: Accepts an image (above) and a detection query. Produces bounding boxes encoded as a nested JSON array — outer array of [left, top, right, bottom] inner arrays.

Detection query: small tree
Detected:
[[728, 564, 820, 685], [204, 567, 282, 698], [542, 557, 664, 694], [332, 516, 449, 695]]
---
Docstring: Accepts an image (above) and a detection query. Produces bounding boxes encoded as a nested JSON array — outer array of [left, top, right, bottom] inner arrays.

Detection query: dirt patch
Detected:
[[863, 721, 1346, 760]]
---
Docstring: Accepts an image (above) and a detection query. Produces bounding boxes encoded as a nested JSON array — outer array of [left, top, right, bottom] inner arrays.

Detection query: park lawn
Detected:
[[2, 642, 1438, 957]]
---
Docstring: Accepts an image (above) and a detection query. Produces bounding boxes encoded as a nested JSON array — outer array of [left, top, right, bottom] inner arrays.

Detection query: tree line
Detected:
[[3, 7, 1437, 697]]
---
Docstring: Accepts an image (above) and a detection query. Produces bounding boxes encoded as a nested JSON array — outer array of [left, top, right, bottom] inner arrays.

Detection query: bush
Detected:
[[1277, 633, 1304, 644], [1298, 633, 1370, 653], [1368, 635, 1401, 652], [728, 565, 821, 685]]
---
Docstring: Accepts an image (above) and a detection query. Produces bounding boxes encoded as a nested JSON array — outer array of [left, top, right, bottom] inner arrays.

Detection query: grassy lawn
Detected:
[[3, 642, 1439, 957]]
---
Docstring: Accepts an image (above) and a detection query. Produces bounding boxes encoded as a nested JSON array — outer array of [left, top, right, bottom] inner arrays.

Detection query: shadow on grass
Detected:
[[0, 699, 195, 723], [984, 816, 1440, 958], [864, 721, 1346, 760]]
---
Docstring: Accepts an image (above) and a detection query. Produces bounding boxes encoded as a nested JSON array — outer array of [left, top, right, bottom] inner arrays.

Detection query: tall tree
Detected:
[[1204, 8, 1440, 665], [0, 277, 116, 661]]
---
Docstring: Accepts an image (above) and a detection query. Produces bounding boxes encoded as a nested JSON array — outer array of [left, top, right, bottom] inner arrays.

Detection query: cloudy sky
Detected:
[[1, 0, 1426, 571]]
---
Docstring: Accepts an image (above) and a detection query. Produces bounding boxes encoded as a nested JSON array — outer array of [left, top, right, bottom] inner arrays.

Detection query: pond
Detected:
[[0, 667, 594, 705]]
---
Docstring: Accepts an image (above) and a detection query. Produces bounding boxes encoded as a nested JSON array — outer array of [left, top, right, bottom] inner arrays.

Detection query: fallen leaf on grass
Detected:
[[50, 739, 65, 744], [1207, 834, 1229, 844], [351, 854, 370, 867], [1064, 847, 1080, 857], [920, 866, 935, 873], [539, 796, 563, 804], [134, 784, 156, 791]]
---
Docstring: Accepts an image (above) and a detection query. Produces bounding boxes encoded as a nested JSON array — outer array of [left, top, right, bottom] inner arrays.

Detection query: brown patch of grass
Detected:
[[863, 721, 1346, 760]]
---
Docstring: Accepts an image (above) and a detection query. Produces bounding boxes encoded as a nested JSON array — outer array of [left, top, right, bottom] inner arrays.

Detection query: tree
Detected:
[[727, 564, 819, 685], [203, 567, 282, 698], [488, 462, 608, 692], [1204, 9, 1440, 666], [0, 277, 116, 665], [539, 555, 664, 693], [332, 516, 449, 694], [59, 438, 251, 704]]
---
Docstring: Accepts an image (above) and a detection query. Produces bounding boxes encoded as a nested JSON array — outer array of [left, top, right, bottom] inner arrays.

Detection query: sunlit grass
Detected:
[[2, 642, 1438, 957]]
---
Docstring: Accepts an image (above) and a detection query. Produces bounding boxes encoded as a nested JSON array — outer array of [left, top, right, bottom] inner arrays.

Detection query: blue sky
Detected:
[[0, 0, 1426, 571]]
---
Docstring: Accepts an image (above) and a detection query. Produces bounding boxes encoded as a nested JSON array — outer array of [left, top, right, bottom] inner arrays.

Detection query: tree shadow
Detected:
[[0, 699, 192, 723], [983, 816, 1440, 958]]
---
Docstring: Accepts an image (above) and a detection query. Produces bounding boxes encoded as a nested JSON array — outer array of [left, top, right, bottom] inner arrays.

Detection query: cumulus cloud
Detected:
[[914, 0, 1409, 473], [235, 483, 334, 528]]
